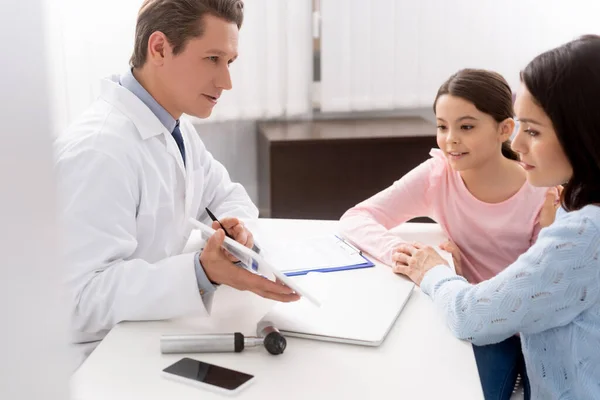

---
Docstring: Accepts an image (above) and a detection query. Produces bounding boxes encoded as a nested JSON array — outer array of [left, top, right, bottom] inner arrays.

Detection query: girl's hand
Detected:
[[539, 186, 563, 228]]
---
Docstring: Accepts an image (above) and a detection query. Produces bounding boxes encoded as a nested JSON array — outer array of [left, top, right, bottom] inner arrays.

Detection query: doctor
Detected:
[[55, 0, 299, 359]]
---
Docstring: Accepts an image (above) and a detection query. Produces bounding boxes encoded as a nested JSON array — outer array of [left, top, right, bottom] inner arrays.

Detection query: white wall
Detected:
[[0, 1, 72, 398], [320, 0, 600, 112], [46, 0, 139, 135], [47, 0, 313, 135], [195, 121, 260, 203]]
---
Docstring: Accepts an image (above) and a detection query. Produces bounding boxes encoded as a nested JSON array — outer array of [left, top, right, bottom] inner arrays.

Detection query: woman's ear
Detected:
[[499, 118, 516, 141]]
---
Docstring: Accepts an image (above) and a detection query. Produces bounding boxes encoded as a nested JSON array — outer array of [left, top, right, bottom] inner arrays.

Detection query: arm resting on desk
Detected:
[[421, 216, 600, 345], [340, 155, 441, 266]]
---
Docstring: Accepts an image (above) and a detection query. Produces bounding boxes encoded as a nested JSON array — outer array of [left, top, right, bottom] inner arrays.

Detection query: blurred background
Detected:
[[1, 1, 598, 398], [44, 0, 600, 220]]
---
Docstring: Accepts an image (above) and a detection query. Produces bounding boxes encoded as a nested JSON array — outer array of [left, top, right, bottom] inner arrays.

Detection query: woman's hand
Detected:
[[392, 242, 450, 286]]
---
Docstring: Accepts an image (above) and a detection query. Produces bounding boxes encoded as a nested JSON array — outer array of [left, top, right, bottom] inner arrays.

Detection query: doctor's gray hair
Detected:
[[130, 0, 244, 68]]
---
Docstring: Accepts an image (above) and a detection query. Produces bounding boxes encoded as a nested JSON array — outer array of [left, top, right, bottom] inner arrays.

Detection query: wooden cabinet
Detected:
[[258, 117, 437, 220]]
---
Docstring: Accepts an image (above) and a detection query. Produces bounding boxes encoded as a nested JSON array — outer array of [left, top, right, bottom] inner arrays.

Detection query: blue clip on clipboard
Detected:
[[283, 236, 375, 277]]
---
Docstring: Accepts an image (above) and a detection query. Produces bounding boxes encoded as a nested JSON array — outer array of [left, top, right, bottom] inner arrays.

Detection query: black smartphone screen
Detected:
[[163, 358, 254, 390]]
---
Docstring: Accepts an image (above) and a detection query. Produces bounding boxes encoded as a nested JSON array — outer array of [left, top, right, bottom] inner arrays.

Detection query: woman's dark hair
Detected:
[[433, 68, 519, 161], [521, 34, 600, 211]]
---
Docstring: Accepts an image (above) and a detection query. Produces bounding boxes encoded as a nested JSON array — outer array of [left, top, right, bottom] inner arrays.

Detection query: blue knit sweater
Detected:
[[421, 205, 600, 399]]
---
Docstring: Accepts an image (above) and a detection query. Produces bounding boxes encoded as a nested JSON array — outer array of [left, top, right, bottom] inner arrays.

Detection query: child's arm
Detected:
[[339, 157, 441, 266]]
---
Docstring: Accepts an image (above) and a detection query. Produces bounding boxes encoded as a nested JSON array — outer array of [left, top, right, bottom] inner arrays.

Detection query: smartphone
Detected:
[[162, 357, 255, 396]]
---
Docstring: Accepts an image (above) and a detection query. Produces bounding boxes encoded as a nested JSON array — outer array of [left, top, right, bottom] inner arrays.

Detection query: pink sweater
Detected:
[[340, 149, 549, 283]]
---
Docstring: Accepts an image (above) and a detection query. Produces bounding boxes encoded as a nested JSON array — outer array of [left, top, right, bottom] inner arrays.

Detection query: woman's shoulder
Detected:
[[541, 205, 600, 244], [562, 204, 600, 228], [534, 205, 600, 285]]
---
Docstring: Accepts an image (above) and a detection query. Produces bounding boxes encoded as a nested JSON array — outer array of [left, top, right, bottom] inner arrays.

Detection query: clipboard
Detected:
[[262, 235, 375, 277]]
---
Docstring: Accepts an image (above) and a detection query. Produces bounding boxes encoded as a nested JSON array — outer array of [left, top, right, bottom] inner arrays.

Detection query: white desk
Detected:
[[71, 219, 484, 400]]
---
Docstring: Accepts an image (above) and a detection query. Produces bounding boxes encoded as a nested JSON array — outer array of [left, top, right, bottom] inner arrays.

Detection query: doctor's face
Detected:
[[161, 14, 239, 119]]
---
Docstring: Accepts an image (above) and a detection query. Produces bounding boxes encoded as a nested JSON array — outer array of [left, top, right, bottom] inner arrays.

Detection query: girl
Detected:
[[340, 69, 555, 400], [393, 35, 600, 399]]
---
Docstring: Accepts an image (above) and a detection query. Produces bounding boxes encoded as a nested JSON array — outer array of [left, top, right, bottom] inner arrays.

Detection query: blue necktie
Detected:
[[171, 121, 186, 167]]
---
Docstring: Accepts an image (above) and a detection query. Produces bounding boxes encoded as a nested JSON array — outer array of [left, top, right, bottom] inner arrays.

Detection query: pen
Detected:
[[205, 207, 235, 240], [205, 207, 260, 270]]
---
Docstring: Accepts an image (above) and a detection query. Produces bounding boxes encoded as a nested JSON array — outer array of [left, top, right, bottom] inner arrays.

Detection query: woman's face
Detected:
[[512, 84, 573, 187]]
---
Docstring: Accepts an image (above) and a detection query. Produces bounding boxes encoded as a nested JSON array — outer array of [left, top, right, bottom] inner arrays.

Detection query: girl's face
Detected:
[[435, 95, 513, 172], [512, 84, 573, 187]]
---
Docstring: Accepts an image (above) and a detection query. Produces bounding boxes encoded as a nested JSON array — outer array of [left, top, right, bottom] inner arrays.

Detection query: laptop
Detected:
[[258, 266, 416, 346]]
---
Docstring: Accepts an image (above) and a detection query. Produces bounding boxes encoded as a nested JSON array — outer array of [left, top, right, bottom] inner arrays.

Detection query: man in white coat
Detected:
[[54, 0, 299, 359]]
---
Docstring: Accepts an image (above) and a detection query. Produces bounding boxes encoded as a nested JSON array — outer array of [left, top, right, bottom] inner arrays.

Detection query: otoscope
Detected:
[[160, 321, 287, 355]]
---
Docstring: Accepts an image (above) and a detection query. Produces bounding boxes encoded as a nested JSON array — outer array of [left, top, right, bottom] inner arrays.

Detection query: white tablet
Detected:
[[189, 218, 321, 307]]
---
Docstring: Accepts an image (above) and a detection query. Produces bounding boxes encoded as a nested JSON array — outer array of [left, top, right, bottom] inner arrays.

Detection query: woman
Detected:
[[393, 35, 600, 399]]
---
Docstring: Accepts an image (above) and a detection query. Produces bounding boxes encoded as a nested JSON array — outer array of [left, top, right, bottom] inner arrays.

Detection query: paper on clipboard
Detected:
[[262, 235, 374, 275]]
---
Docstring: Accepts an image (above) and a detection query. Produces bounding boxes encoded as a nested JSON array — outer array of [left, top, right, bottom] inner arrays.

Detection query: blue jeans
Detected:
[[473, 336, 530, 400]]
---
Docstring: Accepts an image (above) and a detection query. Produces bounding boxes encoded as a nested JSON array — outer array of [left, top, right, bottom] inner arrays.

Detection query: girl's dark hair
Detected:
[[521, 34, 600, 211], [433, 69, 519, 161]]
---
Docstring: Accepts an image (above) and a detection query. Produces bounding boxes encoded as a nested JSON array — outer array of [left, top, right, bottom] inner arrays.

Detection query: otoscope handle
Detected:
[[160, 333, 245, 354]]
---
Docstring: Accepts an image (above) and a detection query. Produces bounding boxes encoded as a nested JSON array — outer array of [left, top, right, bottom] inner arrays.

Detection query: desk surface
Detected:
[[71, 219, 483, 400]]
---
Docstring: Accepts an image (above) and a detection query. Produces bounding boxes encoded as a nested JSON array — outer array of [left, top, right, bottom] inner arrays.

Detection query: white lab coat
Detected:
[[54, 75, 258, 359]]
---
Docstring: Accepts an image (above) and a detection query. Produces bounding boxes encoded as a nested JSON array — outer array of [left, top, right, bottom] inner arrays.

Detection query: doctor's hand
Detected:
[[200, 229, 300, 302], [212, 217, 254, 262], [391, 243, 450, 286]]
